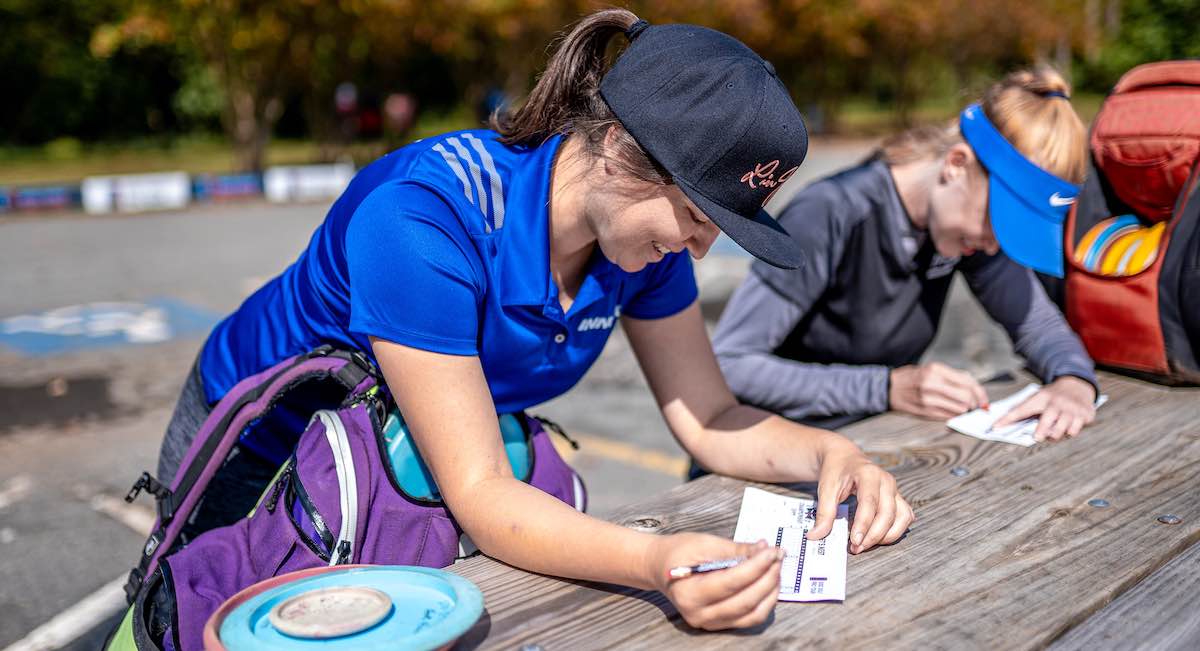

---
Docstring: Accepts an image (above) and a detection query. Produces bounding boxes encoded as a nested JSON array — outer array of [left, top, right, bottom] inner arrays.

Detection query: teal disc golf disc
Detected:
[[218, 566, 484, 651], [383, 409, 531, 502]]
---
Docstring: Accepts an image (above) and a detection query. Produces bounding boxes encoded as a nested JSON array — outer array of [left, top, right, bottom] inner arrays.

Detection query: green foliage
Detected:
[[0, 0, 1190, 158], [0, 136, 322, 185], [41, 137, 85, 161], [0, 0, 181, 145], [173, 63, 224, 132], [1075, 0, 1200, 92]]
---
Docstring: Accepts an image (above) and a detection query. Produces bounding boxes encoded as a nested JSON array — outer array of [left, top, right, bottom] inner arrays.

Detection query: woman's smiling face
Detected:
[[586, 182, 721, 272]]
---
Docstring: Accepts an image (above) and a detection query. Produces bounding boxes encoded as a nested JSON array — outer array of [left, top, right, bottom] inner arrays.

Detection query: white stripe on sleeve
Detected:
[[432, 143, 474, 205], [446, 137, 491, 230], [463, 133, 506, 230]]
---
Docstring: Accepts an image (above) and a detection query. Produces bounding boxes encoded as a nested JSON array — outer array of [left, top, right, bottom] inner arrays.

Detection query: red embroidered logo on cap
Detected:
[[740, 160, 798, 206]]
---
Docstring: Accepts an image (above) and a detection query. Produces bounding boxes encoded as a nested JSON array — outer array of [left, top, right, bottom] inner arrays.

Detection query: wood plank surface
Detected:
[[448, 373, 1200, 650], [1049, 538, 1200, 650]]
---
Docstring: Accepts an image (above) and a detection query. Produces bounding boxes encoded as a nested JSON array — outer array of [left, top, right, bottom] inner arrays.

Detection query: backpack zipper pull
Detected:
[[125, 472, 168, 503], [264, 473, 287, 514], [334, 540, 352, 564], [535, 416, 580, 450]]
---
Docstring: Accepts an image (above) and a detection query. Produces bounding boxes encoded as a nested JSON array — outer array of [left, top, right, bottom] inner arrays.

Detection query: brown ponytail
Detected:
[[491, 9, 671, 185]]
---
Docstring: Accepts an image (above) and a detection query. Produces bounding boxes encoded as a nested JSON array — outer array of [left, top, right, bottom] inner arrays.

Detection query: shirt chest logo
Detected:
[[576, 305, 621, 332]]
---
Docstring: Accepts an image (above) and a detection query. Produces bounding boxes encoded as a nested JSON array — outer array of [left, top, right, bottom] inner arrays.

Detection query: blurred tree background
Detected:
[[1, 0, 1194, 175]]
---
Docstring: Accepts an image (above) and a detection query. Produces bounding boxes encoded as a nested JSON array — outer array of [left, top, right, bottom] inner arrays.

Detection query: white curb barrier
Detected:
[[263, 163, 355, 203], [81, 172, 191, 214]]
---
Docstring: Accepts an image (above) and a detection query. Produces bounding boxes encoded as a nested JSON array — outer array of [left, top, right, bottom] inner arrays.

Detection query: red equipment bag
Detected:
[[1064, 61, 1200, 384]]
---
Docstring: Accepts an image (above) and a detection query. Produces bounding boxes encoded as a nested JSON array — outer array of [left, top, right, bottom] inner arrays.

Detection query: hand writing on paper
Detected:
[[889, 362, 989, 419], [648, 534, 783, 630]]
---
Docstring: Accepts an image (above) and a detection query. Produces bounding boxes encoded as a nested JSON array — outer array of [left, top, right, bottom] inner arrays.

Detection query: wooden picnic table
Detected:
[[449, 371, 1200, 649]]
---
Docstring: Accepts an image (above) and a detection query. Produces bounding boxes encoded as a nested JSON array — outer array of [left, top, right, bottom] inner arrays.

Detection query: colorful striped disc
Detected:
[[1074, 215, 1165, 277]]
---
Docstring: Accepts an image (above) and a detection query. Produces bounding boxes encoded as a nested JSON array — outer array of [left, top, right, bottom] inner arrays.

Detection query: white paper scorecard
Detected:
[[732, 487, 849, 602], [947, 383, 1108, 447]]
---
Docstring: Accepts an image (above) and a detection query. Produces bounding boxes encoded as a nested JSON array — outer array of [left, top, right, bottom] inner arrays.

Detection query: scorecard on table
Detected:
[[732, 487, 849, 602]]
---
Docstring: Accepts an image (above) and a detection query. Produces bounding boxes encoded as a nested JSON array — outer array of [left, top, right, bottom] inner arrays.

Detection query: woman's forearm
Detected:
[[684, 404, 857, 483], [713, 274, 890, 420], [963, 255, 1098, 391], [447, 475, 660, 590], [719, 353, 891, 421]]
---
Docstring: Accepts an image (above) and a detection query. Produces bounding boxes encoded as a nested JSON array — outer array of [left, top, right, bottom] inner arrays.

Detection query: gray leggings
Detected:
[[156, 361, 277, 537], [156, 361, 213, 486]]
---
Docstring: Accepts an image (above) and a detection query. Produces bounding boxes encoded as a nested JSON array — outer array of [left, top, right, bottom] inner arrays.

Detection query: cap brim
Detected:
[[676, 178, 805, 270], [989, 176, 1067, 277]]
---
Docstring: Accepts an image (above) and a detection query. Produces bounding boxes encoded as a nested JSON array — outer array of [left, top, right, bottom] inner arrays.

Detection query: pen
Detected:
[[666, 556, 746, 580]]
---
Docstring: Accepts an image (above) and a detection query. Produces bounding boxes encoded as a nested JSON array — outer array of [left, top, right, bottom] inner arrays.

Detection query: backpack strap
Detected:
[[122, 346, 379, 603], [331, 349, 377, 390], [1158, 161, 1200, 381], [145, 348, 377, 527]]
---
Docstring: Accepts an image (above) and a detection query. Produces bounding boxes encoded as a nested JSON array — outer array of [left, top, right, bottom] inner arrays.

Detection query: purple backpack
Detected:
[[113, 348, 585, 651]]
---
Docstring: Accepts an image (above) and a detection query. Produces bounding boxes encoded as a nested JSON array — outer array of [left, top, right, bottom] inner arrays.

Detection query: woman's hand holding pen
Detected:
[[810, 438, 915, 555], [646, 534, 782, 631], [889, 362, 990, 419]]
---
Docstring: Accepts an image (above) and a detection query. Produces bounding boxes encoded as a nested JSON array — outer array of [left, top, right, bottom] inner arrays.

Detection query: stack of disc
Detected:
[[204, 565, 483, 651], [1074, 215, 1166, 277]]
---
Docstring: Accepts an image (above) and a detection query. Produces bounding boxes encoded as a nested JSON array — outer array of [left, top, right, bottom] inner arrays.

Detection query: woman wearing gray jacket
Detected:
[[713, 68, 1098, 447]]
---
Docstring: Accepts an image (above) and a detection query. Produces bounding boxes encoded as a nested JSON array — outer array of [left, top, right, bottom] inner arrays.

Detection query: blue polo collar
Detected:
[[494, 135, 561, 306], [493, 134, 619, 313]]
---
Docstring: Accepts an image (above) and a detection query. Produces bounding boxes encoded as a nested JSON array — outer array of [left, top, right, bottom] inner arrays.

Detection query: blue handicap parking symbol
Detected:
[[0, 299, 220, 356]]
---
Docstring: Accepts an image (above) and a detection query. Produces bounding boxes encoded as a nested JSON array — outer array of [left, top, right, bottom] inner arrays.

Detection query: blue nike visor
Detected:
[[960, 104, 1080, 277]]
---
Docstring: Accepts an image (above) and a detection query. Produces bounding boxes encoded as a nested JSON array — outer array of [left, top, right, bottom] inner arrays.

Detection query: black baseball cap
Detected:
[[600, 20, 808, 269]]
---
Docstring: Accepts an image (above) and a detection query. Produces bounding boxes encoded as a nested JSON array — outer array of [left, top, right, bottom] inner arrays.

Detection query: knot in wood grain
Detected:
[[627, 517, 663, 531], [869, 451, 901, 467]]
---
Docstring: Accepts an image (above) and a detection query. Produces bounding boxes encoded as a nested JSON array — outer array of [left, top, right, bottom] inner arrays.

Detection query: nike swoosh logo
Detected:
[[1049, 192, 1075, 207]]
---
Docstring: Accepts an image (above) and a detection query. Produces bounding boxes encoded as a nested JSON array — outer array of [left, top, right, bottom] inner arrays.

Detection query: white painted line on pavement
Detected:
[[73, 485, 155, 536], [0, 475, 33, 511], [2, 574, 125, 651]]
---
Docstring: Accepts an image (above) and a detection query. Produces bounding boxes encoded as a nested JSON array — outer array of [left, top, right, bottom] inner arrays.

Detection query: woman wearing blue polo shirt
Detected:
[[156, 10, 912, 630], [714, 69, 1099, 444]]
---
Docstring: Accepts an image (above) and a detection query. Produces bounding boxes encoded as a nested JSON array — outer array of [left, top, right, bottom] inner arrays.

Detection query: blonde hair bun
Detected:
[[982, 66, 1086, 183]]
